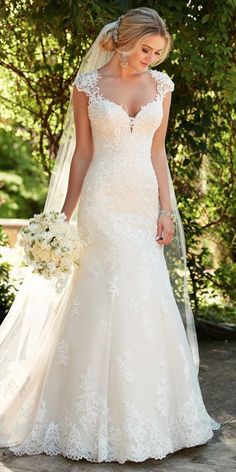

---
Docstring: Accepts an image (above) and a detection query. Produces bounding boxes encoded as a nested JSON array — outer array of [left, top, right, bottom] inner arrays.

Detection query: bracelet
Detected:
[[159, 209, 174, 219]]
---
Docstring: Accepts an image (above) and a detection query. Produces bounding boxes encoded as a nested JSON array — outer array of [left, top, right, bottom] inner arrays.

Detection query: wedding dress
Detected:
[[0, 68, 220, 464]]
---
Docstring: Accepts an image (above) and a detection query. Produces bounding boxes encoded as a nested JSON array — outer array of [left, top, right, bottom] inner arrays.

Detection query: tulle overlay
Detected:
[[0, 69, 220, 463]]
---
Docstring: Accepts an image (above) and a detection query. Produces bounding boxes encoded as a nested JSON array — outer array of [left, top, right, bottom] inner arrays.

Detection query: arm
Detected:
[[151, 91, 174, 245], [61, 86, 94, 221]]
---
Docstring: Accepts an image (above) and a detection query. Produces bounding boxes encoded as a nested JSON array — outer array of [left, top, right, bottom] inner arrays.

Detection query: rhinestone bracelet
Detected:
[[159, 209, 174, 219]]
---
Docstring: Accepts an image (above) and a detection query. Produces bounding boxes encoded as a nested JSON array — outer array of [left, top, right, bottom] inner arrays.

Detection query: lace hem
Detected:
[[9, 422, 221, 464], [8, 393, 221, 465]]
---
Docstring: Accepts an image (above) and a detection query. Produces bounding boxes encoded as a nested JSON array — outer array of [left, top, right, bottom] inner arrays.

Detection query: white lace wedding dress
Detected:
[[0, 69, 220, 463]]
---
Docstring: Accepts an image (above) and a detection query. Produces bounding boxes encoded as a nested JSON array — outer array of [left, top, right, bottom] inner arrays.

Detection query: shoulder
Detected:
[[150, 69, 175, 96], [72, 70, 98, 96]]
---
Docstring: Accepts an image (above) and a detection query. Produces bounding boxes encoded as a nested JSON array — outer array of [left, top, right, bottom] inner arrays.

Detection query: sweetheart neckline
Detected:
[[96, 94, 161, 123], [94, 69, 160, 122]]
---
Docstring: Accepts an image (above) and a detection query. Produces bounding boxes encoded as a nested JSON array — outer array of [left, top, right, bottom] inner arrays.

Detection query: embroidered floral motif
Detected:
[[9, 372, 220, 463], [73, 69, 174, 113], [154, 356, 171, 418], [73, 71, 101, 102], [2, 379, 19, 400], [103, 245, 131, 273], [97, 319, 111, 343], [88, 255, 102, 279], [55, 340, 69, 366], [127, 298, 140, 318], [126, 298, 155, 339], [75, 368, 109, 434], [14, 397, 36, 437], [115, 348, 135, 384], [152, 70, 175, 99], [70, 294, 81, 318]]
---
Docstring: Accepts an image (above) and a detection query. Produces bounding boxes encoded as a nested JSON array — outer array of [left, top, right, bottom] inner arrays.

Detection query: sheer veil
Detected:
[[44, 21, 117, 221], [0, 19, 199, 424]]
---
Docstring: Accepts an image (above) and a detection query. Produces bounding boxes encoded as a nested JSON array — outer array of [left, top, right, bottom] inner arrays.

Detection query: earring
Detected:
[[120, 52, 128, 68]]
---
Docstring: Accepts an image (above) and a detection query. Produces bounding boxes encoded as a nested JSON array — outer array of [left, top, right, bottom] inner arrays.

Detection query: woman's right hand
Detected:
[[61, 210, 70, 223]]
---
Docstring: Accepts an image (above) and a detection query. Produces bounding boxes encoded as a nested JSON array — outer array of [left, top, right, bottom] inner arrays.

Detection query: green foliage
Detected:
[[198, 303, 236, 325], [0, 0, 120, 173], [0, 129, 48, 217], [0, 0, 235, 316], [0, 226, 16, 323]]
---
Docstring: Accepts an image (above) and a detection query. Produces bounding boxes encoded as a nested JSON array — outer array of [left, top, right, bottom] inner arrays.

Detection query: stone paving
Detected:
[[1, 340, 236, 472]]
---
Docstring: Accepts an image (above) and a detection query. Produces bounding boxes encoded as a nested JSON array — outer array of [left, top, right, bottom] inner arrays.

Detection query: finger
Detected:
[[157, 227, 169, 244], [163, 234, 174, 245], [156, 223, 163, 239], [161, 230, 171, 244], [157, 235, 165, 244], [161, 236, 169, 245]]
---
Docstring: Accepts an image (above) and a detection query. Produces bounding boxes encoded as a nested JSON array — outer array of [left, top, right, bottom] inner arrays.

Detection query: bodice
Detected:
[[73, 69, 174, 160]]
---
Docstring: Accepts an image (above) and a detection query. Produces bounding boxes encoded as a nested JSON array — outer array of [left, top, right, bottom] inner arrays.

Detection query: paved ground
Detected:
[[1, 340, 236, 472]]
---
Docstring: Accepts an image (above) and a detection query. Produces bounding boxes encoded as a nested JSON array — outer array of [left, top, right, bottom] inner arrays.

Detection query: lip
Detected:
[[140, 61, 148, 67]]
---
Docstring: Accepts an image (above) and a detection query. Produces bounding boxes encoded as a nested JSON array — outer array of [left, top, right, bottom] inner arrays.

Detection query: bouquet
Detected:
[[20, 211, 80, 279]]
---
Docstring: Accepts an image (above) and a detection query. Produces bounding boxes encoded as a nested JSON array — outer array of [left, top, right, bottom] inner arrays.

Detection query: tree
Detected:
[[0, 0, 120, 173]]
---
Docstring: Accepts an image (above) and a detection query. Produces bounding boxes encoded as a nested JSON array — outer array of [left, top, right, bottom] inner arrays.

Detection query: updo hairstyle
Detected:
[[99, 7, 172, 66]]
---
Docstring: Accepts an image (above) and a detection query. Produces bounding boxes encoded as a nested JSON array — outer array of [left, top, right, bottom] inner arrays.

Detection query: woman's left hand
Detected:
[[156, 215, 174, 245]]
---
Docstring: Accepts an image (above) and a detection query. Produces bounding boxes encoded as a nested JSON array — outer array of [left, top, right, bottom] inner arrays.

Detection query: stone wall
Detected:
[[0, 218, 28, 247]]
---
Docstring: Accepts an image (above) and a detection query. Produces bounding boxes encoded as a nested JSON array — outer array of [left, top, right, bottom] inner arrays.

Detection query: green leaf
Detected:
[[201, 14, 210, 24]]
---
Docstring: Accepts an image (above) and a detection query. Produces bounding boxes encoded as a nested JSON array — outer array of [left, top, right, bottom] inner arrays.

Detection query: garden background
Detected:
[[0, 0, 235, 324]]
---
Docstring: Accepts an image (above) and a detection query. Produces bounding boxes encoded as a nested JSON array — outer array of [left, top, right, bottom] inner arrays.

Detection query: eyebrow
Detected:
[[142, 44, 163, 52]]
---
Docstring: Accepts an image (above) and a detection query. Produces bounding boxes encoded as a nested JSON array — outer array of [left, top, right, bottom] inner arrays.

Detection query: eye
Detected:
[[142, 47, 161, 56]]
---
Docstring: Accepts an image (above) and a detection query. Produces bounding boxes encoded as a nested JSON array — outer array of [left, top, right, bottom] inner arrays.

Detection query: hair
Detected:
[[99, 7, 172, 67]]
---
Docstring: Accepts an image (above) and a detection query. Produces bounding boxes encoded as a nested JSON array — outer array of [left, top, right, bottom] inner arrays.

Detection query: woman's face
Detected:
[[128, 34, 166, 71]]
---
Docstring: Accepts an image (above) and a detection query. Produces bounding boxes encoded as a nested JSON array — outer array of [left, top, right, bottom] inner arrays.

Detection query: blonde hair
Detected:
[[99, 7, 172, 66]]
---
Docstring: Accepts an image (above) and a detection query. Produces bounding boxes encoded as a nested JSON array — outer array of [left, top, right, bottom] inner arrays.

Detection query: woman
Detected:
[[0, 7, 220, 464]]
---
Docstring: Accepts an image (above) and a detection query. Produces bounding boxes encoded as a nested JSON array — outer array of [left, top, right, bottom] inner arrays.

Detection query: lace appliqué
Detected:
[[151, 70, 175, 100], [115, 348, 135, 384], [127, 297, 156, 340], [88, 255, 102, 279], [9, 365, 220, 463], [97, 319, 112, 344], [74, 69, 174, 105], [108, 276, 119, 302], [73, 71, 100, 102], [70, 293, 81, 318], [154, 356, 171, 418], [55, 340, 69, 366], [75, 368, 109, 434]]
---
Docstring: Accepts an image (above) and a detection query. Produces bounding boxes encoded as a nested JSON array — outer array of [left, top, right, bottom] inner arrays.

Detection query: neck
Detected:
[[101, 51, 147, 79]]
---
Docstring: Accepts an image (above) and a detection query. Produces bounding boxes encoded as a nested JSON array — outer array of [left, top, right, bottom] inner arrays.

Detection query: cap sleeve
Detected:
[[72, 71, 98, 101], [152, 70, 175, 99]]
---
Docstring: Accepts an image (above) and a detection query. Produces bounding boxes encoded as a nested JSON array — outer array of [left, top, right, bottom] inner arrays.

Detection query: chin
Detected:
[[131, 62, 148, 73], [140, 61, 148, 69]]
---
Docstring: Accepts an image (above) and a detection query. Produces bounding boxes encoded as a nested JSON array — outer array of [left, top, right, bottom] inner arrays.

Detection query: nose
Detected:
[[146, 52, 156, 64]]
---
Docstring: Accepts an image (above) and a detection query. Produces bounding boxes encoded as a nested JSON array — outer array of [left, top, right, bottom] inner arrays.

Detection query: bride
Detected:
[[0, 6, 220, 464]]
